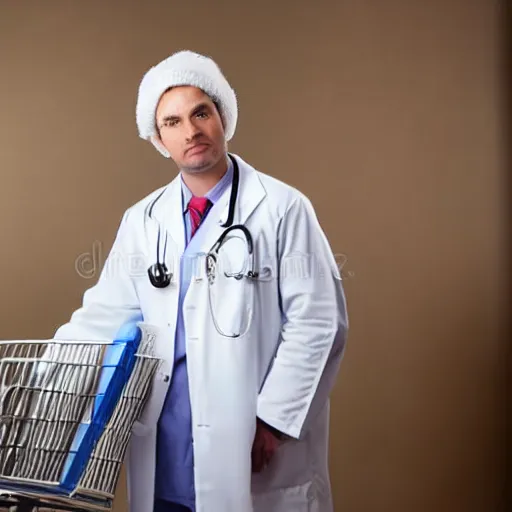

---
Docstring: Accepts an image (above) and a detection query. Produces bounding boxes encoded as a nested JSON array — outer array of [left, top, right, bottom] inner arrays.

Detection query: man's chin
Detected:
[[182, 158, 213, 174], [181, 151, 220, 174]]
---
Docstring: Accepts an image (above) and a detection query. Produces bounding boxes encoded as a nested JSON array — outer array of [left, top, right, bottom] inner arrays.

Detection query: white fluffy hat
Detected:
[[136, 50, 238, 158]]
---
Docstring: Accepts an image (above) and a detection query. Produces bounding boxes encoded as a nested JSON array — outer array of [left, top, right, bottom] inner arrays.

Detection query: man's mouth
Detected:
[[186, 143, 209, 156]]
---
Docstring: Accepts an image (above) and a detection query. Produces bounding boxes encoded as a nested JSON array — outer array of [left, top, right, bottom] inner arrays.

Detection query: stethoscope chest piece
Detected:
[[148, 262, 172, 288], [206, 252, 217, 285]]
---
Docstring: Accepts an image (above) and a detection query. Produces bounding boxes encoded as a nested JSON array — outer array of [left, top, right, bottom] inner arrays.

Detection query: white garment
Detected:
[[54, 153, 349, 512]]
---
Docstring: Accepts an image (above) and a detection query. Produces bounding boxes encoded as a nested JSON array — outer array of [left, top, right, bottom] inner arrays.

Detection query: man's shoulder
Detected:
[[257, 171, 318, 224], [240, 156, 311, 211], [121, 179, 176, 221]]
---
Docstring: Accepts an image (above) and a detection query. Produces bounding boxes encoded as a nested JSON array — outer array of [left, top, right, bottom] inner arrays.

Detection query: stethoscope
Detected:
[[145, 154, 259, 337]]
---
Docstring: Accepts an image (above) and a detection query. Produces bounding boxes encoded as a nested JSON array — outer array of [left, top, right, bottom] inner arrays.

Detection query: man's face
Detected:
[[155, 86, 226, 173]]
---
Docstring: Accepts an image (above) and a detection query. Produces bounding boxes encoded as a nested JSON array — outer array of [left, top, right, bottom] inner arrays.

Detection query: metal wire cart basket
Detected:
[[0, 323, 161, 511]]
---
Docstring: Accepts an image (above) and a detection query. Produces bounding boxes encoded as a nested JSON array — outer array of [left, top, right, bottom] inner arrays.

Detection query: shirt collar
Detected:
[[181, 155, 234, 213]]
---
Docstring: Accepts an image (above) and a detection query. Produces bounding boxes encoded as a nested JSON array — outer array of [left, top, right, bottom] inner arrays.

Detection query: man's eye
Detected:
[[164, 120, 178, 127], [197, 112, 208, 118]]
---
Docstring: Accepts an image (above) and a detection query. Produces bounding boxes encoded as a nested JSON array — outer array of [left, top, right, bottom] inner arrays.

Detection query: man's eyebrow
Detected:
[[190, 102, 211, 116], [160, 114, 179, 124]]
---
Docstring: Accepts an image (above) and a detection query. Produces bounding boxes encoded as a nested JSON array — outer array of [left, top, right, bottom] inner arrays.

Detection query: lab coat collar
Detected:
[[151, 153, 266, 257], [180, 154, 234, 212]]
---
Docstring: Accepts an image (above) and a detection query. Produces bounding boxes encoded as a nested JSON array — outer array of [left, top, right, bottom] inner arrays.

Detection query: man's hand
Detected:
[[251, 418, 281, 473]]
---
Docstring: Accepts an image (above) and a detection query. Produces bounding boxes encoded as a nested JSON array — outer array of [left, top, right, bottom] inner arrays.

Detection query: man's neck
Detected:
[[181, 153, 229, 197]]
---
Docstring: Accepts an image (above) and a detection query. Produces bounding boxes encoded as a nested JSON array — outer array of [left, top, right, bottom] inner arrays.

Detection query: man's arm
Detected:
[[53, 210, 142, 342], [256, 194, 349, 440]]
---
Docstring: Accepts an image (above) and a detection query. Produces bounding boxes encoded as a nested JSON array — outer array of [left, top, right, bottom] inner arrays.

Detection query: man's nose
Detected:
[[184, 120, 201, 142]]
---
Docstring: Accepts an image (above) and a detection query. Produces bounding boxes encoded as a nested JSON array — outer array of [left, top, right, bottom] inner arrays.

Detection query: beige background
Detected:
[[0, 1, 509, 511]]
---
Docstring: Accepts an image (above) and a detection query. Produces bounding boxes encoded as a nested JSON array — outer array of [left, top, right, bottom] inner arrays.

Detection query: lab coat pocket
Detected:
[[252, 480, 318, 512], [251, 436, 310, 492]]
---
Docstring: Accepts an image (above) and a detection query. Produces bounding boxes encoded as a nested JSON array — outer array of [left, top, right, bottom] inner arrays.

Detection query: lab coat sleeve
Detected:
[[256, 194, 349, 440], [53, 209, 142, 342]]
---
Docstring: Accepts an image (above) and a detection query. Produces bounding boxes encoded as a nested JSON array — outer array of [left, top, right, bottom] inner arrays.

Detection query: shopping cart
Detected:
[[0, 322, 161, 512]]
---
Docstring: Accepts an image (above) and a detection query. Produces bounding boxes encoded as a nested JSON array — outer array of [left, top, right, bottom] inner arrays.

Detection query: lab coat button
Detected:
[[163, 375, 170, 382]]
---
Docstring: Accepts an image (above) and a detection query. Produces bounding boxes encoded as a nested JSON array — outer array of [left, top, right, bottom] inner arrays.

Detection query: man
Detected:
[[54, 50, 348, 512]]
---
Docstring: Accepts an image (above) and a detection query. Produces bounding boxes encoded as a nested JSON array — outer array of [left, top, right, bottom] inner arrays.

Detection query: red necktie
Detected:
[[188, 196, 211, 238]]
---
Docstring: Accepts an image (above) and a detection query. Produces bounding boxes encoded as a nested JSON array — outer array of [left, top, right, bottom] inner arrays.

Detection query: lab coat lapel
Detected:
[[234, 154, 267, 225], [151, 175, 186, 260]]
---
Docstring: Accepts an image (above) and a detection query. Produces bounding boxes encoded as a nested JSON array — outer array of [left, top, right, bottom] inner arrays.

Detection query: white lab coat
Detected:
[[54, 153, 348, 512]]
